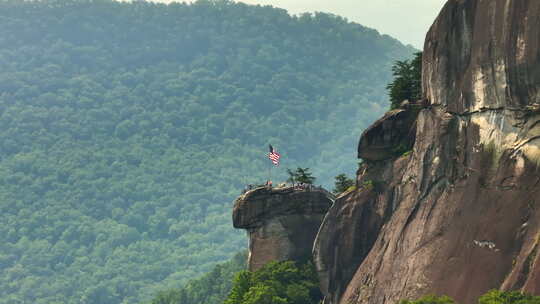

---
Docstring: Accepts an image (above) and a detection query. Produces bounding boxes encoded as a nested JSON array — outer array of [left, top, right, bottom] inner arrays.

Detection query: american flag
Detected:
[[268, 144, 281, 166]]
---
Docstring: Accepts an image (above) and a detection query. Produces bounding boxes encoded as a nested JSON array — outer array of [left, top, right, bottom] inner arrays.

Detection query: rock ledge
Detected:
[[233, 186, 333, 271]]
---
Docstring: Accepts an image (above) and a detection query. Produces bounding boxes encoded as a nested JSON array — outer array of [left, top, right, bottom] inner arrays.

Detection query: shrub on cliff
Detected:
[[401, 291, 540, 304], [225, 261, 322, 304], [387, 51, 423, 109], [400, 295, 456, 304], [478, 290, 540, 304], [333, 173, 355, 194]]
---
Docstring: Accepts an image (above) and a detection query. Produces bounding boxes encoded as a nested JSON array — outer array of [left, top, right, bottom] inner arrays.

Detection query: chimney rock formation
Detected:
[[233, 186, 333, 271]]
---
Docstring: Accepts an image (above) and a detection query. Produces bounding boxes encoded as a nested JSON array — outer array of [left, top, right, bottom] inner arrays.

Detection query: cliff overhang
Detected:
[[233, 186, 333, 271]]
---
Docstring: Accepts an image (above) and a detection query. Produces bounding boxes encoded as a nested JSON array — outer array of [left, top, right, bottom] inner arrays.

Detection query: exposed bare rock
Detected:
[[233, 186, 333, 271], [423, 0, 540, 114], [358, 109, 418, 161], [313, 156, 410, 304], [313, 1, 540, 304]]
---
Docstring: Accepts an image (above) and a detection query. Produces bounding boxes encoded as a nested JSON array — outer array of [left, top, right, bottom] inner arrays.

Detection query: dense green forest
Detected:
[[150, 251, 247, 304], [0, 0, 414, 303]]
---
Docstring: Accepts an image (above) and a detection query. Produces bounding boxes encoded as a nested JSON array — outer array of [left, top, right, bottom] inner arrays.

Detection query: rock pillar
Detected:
[[233, 186, 333, 271]]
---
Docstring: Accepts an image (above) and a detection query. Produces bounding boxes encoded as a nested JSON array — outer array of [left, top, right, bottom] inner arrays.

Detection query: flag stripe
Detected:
[[268, 153, 280, 164], [268, 145, 280, 166]]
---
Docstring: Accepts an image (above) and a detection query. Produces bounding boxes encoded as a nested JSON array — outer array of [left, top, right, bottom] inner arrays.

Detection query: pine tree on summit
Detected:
[[387, 51, 422, 109], [287, 168, 316, 185]]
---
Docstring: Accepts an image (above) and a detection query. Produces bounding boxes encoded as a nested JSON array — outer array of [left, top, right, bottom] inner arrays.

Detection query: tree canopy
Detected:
[[0, 0, 414, 303], [387, 51, 423, 109], [287, 167, 316, 185], [333, 173, 355, 194], [479, 290, 540, 304], [224, 261, 322, 304]]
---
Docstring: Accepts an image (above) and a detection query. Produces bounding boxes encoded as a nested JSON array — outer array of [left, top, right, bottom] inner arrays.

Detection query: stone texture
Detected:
[[313, 156, 410, 304], [313, 1, 540, 304], [358, 109, 418, 161], [423, 0, 540, 114], [233, 186, 333, 271]]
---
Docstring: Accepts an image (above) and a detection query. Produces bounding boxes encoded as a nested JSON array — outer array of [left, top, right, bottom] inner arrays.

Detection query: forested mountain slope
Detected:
[[0, 0, 414, 303], [150, 251, 247, 304]]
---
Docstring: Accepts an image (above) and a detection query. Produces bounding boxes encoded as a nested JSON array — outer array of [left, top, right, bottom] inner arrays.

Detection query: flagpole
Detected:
[[268, 154, 271, 186], [269, 164, 271, 186], [267, 146, 270, 186]]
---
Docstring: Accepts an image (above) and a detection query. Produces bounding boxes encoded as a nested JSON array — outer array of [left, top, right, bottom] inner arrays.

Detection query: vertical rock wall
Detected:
[[313, 1, 540, 304]]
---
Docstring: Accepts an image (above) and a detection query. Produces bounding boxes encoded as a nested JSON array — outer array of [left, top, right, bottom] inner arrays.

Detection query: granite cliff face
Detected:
[[233, 186, 333, 271], [313, 1, 540, 304]]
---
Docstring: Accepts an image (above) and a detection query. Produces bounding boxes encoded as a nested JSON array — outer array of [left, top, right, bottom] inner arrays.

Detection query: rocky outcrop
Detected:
[[358, 109, 418, 161], [313, 1, 540, 304], [233, 186, 333, 271], [313, 155, 410, 304]]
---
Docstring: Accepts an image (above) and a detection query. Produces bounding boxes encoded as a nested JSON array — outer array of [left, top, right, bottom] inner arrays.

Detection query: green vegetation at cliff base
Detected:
[[402, 291, 540, 304], [150, 252, 247, 304], [150, 258, 321, 304], [225, 261, 322, 304]]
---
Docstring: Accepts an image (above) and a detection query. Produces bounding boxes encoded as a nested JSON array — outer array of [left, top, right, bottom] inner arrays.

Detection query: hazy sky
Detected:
[[236, 0, 448, 48]]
